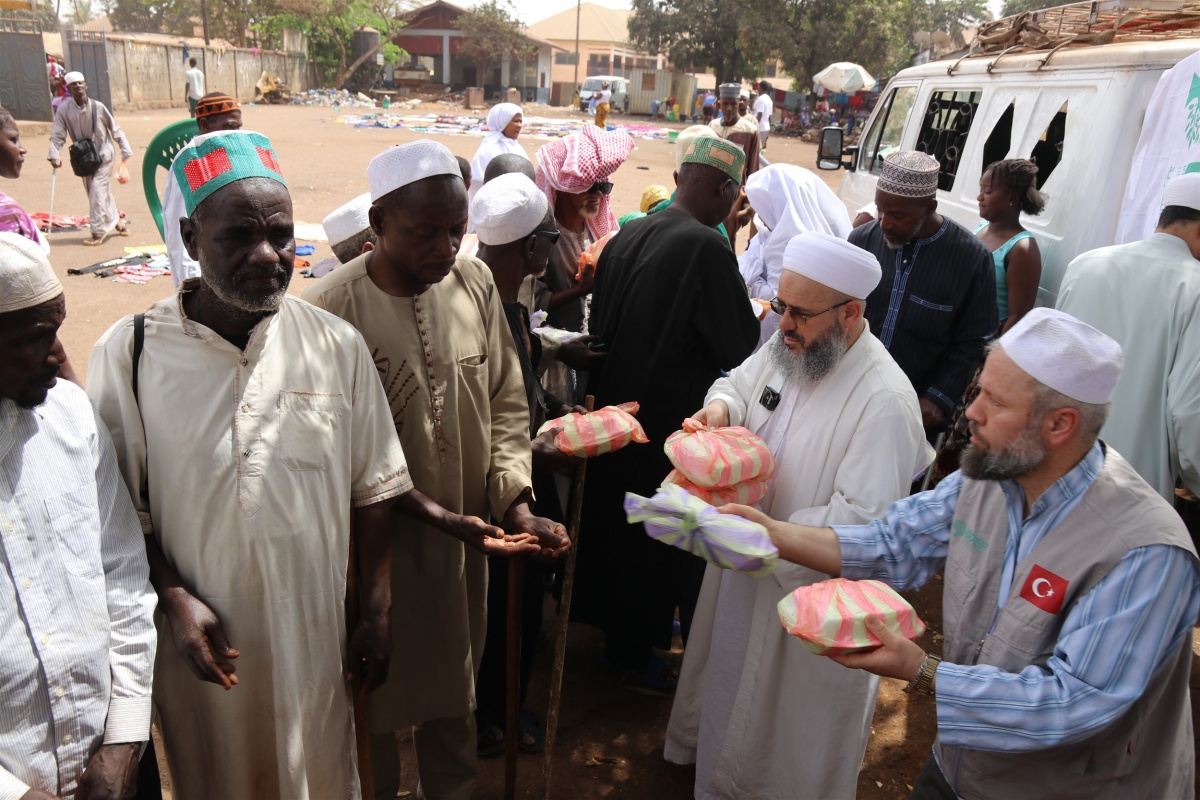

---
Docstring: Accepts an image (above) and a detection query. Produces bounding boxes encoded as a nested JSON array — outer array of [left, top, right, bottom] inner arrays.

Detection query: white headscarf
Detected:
[[738, 164, 853, 349], [468, 103, 530, 198]]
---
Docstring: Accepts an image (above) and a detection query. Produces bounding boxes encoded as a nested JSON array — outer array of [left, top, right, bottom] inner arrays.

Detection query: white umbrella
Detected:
[[813, 62, 876, 94]]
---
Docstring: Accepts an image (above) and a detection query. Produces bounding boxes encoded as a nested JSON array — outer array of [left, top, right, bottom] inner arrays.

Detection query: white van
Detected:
[[819, 20, 1200, 307], [579, 76, 629, 112]]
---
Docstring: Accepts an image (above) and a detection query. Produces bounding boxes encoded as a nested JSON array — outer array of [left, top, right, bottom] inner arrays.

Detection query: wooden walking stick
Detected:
[[541, 395, 595, 800], [504, 553, 524, 800], [346, 532, 376, 800]]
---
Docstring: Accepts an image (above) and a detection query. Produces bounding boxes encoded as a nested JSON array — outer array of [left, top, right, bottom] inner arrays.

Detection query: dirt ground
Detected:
[[9, 103, 1197, 800]]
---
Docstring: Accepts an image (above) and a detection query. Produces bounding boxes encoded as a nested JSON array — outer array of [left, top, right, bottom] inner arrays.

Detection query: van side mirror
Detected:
[[817, 126, 844, 171]]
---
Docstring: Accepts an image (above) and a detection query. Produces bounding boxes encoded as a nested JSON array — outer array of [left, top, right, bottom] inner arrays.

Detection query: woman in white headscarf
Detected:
[[468, 102, 530, 201], [739, 163, 853, 347]]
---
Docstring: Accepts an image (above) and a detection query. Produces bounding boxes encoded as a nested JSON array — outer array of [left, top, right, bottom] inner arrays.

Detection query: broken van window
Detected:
[[915, 90, 983, 192], [982, 102, 1015, 174], [1029, 102, 1067, 188]]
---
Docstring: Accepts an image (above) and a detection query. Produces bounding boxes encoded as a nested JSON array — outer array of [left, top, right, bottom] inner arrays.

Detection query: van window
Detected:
[[582, 79, 604, 91], [915, 90, 983, 191], [1029, 102, 1067, 188], [982, 103, 1014, 174], [860, 85, 917, 174]]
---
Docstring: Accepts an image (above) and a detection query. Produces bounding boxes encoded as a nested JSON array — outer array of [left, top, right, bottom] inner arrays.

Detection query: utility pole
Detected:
[[200, 0, 210, 45], [572, 0, 580, 101]]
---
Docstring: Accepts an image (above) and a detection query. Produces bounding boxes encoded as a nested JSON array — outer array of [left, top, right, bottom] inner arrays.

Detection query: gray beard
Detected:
[[765, 325, 848, 388], [199, 255, 291, 315], [960, 422, 1047, 481]]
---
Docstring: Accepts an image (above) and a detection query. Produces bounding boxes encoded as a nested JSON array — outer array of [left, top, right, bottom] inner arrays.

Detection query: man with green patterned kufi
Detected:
[[571, 136, 762, 690], [86, 131, 415, 799]]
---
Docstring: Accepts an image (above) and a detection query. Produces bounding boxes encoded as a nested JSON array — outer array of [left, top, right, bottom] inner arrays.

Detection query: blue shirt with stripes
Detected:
[[834, 443, 1200, 752]]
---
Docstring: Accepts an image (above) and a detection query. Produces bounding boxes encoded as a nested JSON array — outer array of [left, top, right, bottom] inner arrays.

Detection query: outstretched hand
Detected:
[[828, 615, 927, 683], [533, 428, 582, 473], [504, 498, 570, 562], [446, 512, 541, 557], [555, 335, 607, 372], [162, 590, 239, 689]]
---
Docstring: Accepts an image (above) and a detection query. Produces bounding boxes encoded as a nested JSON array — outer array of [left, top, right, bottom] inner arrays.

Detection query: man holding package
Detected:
[[572, 137, 760, 689], [665, 232, 924, 799], [729, 308, 1200, 799]]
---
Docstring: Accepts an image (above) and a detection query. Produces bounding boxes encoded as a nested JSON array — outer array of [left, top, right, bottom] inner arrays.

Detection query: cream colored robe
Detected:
[[665, 324, 924, 800], [303, 253, 533, 730], [87, 290, 412, 799]]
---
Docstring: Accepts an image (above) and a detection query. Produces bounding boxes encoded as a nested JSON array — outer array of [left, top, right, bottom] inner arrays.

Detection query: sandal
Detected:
[[601, 652, 679, 691], [81, 236, 105, 247], [518, 709, 546, 754], [476, 716, 506, 758], [116, 221, 130, 237]]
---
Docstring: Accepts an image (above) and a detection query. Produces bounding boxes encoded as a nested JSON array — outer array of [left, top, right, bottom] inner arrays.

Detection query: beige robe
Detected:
[[302, 253, 533, 730], [665, 325, 924, 799], [87, 288, 412, 800]]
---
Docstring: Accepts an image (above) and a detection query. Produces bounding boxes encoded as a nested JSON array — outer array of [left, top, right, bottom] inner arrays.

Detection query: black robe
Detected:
[[572, 208, 760, 666]]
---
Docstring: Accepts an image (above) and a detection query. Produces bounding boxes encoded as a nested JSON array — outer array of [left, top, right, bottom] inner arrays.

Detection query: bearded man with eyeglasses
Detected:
[[664, 230, 925, 799]]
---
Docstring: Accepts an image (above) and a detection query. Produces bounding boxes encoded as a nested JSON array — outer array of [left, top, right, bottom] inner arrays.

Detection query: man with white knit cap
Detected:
[[1057, 171, 1200, 503], [324, 192, 376, 264], [0, 233, 157, 800], [303, 140, 568, 800], [666, 231, 924, 799], [729, 307, 1200, 800]]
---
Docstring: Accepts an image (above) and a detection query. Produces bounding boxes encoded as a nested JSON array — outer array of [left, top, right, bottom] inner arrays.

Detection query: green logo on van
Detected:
[[1186, 73, 1200, 147], [952, 519, 988, 551]]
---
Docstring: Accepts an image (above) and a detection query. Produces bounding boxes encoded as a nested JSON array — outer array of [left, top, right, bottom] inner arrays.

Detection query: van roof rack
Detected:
[[953, 0, 1200, 69]]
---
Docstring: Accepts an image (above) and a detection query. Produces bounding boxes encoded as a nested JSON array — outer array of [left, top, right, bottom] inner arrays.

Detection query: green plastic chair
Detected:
[[143, 118, 199, 242]]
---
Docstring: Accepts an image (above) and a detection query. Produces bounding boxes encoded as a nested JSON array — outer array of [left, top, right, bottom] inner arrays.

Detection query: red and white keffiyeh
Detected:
[[534, 125, 633, 239]]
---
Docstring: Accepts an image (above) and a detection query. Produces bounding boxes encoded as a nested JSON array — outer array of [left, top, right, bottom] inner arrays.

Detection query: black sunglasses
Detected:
[[768, 297, 852, 323], [587, 181, 614, 195], [530, 229, 561, 244]]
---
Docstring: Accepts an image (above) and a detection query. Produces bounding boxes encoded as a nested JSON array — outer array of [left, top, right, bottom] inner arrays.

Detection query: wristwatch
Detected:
[[904, 653, 941, 696]]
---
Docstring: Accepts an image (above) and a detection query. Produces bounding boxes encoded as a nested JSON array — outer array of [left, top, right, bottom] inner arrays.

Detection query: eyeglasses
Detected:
[[530, 229, 561, 244], [587, 181, 614, 195], [769, 297, 852, 323]]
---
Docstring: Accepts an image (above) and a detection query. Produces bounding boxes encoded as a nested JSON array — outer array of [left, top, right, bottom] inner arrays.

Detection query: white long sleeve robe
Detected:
[[665, 323, 924, 800]]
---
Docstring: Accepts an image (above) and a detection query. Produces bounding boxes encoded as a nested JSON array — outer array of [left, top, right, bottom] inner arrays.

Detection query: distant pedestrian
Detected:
[[753, 81, 774, 151], [702, 89, 715, 122], [594, 81, 612, 128], [709, 83, 760, 180], [184, 57, 205, 117], [47, 71, 133, 246]]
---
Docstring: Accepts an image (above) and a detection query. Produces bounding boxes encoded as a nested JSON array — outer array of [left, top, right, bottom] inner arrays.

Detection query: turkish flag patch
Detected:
[[1019, 565, 1069, 615]]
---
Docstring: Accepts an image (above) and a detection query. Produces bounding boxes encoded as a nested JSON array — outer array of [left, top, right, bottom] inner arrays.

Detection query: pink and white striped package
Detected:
[[537, 401, 649, 457], [665, 419, 776, 488], [662, 470, 769, 507], [777, 578, 926, 656]]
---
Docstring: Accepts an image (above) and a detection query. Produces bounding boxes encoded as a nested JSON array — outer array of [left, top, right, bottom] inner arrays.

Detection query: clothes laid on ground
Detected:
[[1056, 232, 1200, 500], [665, 324, 923, 799], [708, 115, 761, 180], [48, 97, 132, 239], [0, 382, 157, 800], [836, 445, 1200, 798], [574, 209, 760, 668], [738, 165, 853, 347], [87, 288, 411, 800], [0, 190, 49, 253], [468, 104, 530, 202], [974, 222, 1033, 322], [303, 252, 531, 799], [850, 217, 997, 418]]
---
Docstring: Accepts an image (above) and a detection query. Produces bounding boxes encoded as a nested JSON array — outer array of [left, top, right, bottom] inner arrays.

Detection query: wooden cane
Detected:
[[346, 532, 376, 800], [541, 394, 594, 800], [504, 553, 525, 800]]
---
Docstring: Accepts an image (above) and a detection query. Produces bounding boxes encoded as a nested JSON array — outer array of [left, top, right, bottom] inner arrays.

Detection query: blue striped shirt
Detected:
[[834, 444, 1200, 752]]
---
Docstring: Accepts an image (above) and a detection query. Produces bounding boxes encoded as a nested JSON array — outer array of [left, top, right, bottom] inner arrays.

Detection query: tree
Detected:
[[743, 0, 911, 90], [266, 0, 405, 88], [628, 0, 768, 84], [456, 0, 535, 88], [106, 0, 193, 35], [1001, 0, 1066, 16]]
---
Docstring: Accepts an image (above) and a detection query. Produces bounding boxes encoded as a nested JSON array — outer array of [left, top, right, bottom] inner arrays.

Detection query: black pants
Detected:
[[136, 738, 163, 800], [909, 754, 956, 800]]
